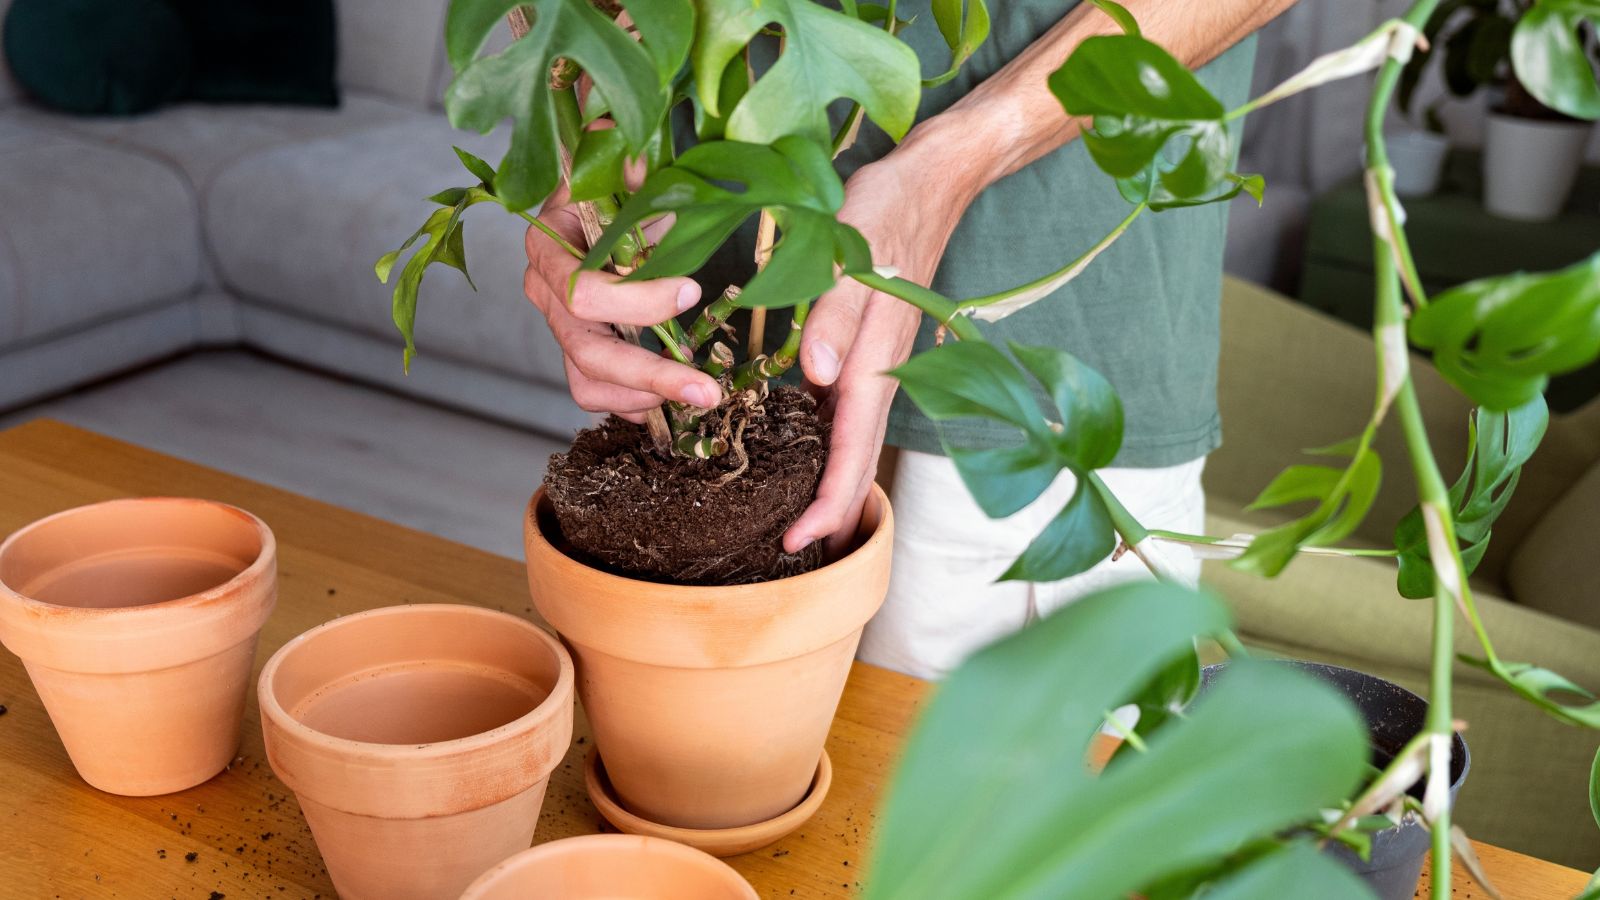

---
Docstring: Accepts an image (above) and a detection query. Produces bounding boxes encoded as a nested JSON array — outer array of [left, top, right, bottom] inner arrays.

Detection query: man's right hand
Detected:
[[523, 185, 723, 423]]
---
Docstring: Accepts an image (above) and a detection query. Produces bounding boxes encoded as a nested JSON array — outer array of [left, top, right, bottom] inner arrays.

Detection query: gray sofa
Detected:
[[0, 0, 590, 435], [1, 0, 1310, 429]]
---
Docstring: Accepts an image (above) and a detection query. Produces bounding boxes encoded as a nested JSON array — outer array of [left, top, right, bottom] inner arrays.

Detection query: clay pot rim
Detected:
[[583, 746, 833, 857], [0, 496, 275, 618], [459, 833, 758, 900], [258, 603, 575, 762], [525, 483, 892, 596]]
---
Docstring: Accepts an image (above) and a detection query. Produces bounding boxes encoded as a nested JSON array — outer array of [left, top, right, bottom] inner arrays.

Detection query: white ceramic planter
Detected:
[[1483, 112, 1593, 221], [1387, 129, 1451, 197]]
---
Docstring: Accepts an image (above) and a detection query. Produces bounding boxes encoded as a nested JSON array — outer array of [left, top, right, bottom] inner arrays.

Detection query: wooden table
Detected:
[[0, 419, 1589, 899]]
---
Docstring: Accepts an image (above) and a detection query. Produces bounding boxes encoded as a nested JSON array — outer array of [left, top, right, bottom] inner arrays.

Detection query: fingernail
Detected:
[[683, 382, 719, 407], [809, 341, 840, 383], [676, 282, 700, 312]]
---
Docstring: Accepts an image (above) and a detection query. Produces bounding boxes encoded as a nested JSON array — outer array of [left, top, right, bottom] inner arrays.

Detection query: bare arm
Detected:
[[784, 0, 1298, 554]]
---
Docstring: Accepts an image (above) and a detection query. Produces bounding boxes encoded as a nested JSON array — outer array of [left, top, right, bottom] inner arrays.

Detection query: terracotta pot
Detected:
[[0, 497, 276, 795], [524, 484, 893, 832], [459, 834, 758, 899], [258, 604, 575, 900]]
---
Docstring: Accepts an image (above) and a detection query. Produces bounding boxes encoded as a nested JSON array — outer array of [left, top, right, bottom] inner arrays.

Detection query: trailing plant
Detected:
[[380, 0, 1600, 895], [1399, 0, 1600, 122]]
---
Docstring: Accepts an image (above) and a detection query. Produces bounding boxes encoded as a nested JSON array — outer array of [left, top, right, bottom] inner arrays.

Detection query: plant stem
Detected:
[[1147, 529, 1401, 559], [953, 203, 1146, 318], [517, 210, 585, 259], [849, 271, 984, 342], [689, 286, 741, 351], [1365, 3, 1449, 893]]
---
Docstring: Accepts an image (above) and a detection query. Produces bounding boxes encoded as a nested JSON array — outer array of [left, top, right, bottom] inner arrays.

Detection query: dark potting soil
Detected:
[[543, 387, 828, 586]]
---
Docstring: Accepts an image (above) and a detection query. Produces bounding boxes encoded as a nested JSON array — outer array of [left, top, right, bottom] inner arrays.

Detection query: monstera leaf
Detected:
[[892, 341, 1125, 582], [692, 0, 922, 144], [1409, 252, 1600, 410], [1393, 397, 1548, 599], [866, 582, 1372, 900], [1048, 33, 1246, 204], [1232, 437, 1384, 578], [442, 0, 668, 211], [583, 137, 871, 309], [1512, 0, 1600, 119], [378, 169, 498, 370]]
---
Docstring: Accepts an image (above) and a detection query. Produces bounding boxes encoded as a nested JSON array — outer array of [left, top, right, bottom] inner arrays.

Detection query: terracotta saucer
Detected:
[[583, 747, 833, 858]]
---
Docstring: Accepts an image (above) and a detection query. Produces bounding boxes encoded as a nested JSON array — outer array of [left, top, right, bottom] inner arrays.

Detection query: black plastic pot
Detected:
[[1200, 661, 1469, 900]]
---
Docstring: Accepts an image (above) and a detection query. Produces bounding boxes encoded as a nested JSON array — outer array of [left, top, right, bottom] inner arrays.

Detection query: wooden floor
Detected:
[[0, 351, 570, 558]]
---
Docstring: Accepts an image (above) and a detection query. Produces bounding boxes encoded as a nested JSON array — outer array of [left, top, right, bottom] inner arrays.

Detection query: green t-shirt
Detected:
[[696, 4, 1257, 468]]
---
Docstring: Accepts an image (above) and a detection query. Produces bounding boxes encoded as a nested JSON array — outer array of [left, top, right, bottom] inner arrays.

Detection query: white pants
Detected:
[[858, 449, 1206, 680]]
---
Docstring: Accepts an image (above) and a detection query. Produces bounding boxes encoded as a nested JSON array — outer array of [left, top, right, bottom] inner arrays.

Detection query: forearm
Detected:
[[899, 0, 1296, 203]]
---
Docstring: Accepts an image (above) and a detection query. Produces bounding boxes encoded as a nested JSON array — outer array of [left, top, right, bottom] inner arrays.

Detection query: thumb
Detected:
[[800, 279, 872, 387]]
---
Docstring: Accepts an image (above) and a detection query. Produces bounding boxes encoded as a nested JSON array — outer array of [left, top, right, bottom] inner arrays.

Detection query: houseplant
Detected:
[[1400, 0, 1598, 219], [381, 0, 1600, 894]]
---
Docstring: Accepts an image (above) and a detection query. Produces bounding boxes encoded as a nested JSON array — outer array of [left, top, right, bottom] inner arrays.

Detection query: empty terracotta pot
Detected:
[[460, 834, 758, 899], [0, 497, 276, 795], [524, 484, 893, 832], [258, 604, 575, 900]]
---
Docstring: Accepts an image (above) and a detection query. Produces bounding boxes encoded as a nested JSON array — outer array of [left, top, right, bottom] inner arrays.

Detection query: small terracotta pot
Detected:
[[524, 484, 893, 832], [0, 497, 276, 795], [258, 604, 574, 900], [459, 834, 757, 899]]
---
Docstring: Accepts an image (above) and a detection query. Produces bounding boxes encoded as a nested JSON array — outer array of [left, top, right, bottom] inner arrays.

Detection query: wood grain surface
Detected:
[[0, 419, 1585, 899]]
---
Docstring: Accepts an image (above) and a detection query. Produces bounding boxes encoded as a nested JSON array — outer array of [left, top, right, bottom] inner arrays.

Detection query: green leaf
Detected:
[[1051, 35, 1238, 202], [1590, 744, 1600, 832], [1461, 655, 1600, 728], [1088, 0, 1141, 36], [866, 583, 1369, 900], [1198, 844, 1376, 899], [999, 481, 1114, 582], [1050, 35, 1225, 120], [568, 127, 629, 202], [1233, 442, 1382, 577], [924, 0, 991, 88], [377, 186, 497, 371], [1513, 0, 1600, 119], [1010, 341, 1123, 471], [693, 49, 751, 141], [1394, 397, 1549, 599], [619, 0, 696, 83], [452, 145, 497, 187], [583, 137, 867, 309], [894, 341, 1128, 582], [692, 0, 922, 143], [443, 0, 665, 210], [1408, 253, 1600, 410]]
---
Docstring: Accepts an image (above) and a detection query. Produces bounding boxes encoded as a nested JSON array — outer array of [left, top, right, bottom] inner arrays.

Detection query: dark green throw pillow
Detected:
[[167, 0, 339, 107], [2, 0, 191, 115]]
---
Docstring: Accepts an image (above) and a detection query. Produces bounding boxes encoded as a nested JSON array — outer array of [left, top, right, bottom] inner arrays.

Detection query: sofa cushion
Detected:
[[169, 0, 338, 108], [336, 0, 449, 109], [9, 93, 411, 191], [2, 0, 190, 115], [1508, 460, 1600, 629], [203, 116, 569, 387], [0, 119, 201, 346]]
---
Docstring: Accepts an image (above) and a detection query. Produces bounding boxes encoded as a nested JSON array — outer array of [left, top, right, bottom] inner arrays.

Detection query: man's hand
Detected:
[[783, 133, 979, 556], [524, 186, 722, 423]]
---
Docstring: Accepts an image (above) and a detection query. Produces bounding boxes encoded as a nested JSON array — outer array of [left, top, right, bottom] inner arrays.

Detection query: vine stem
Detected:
[[1364, 2, 1450, 895]]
